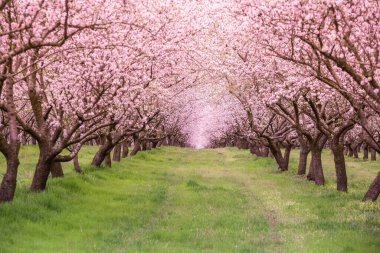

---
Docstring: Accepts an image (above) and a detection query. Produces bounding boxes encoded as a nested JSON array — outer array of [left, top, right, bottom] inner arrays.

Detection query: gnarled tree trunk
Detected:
[[0, 153, 20, 202], [298, 148, 309, 175], [371, 148, 376, 161], [73, 154, 82, 174], [113, 143, 121, 162], [130, 135, 141, 156], [104, 153, 111, 168], [269, 143, 288, 171], [363, 143, 369, 160], [363, 172, 380, 201], [122, 141, 129, 158], [308, 147, 324, 185], [51, 162, 64, 178], [30, 152, 54, 191], [331, 142, 347, 192], [91, 144, 110, 167]]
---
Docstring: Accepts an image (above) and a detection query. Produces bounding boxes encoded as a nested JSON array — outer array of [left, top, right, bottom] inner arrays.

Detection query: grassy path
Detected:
[[0, 146, 379, 252]]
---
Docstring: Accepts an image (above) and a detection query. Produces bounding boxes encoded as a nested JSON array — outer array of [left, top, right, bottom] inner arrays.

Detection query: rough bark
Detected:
[[0, 154, 19, 202], [104, 153, 111, 168], [331, 142, 348, 192], [141, 140, 147, 151], [308, 148, 324, 185], [362, 172, 380, 201], [91, 145, 109, 167], [0, 69, 21, 201], [122, 141, 129, 158], [130, 136, 141, 156], [363, 144, 369, 160], [269, 144, 288, 171], [112, 143, 121, 162], [30, 153, 53, 191], [353, 146, 359, 159], [51, 162, 64, 178], [284, 145, 292, 168], [298, 149, 309, 175], [73, 154, 82, 174], [371, 148, 376, 161], [348, 145, 354, 157]]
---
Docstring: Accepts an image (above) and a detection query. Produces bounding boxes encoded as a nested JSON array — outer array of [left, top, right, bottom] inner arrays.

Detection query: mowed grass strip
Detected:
[[0, 146, 379, 253]]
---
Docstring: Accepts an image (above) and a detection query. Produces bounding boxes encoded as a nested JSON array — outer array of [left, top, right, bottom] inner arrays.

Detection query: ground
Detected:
[[0, 146, 379, 253]]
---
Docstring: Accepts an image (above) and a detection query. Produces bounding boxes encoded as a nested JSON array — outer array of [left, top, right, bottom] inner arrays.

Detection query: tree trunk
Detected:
[[269, 145, 288, 171], [363, 144, 369, 160], [363, 172, 380, 201], [51, 162, 64, 178], [297, 149, 309, 175], [284, 145, 292, 168], [104, 153, 111, 167], [353, 146, 359, 159], [113, 143, 121, 162], [331, 142, 348, 192], [371, 148, 376, 161], [130, 137, 141, 156], [308, 148, 324, 185], [0, 73, 21, 201], [91, 145, 109, 167], [348, 145, 354, 157], [0, 154, 20, 202], [73, 154, 82, 174], [122, 141, 129, 158], [141, 140, 147, 151], [30, 154, 53, 191]]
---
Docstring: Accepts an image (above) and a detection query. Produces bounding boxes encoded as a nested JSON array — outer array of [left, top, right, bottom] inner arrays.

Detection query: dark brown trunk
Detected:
[[353, 146, 359, 159], [91, 145, 109, 167], [104, 153, 111, 167], [297, 149, 309, 175], [308, 148, 324, 185], [30, 154, 53, 191], [73, 155, 82, 174], [152, 141, 158, 148], [331, 142, 348, 192], [348, 145, 354, 157], [371, 148, 376, 161], [269, 145, 288, 171], [51, 162, 64, 178], [113, 143, 121, 162], [122, 141, 129, 158], [130, 137, 141, 156], [362, 172, 380, 201], [141, 140, 147, 151], [284, 145, 292, 168], [0, 71, 21, 201], [0, 155, 20, 202], [363, 144, 369, 160]]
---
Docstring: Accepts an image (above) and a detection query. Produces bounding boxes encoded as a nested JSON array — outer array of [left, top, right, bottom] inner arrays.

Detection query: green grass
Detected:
[[0, 146, 379, 253]]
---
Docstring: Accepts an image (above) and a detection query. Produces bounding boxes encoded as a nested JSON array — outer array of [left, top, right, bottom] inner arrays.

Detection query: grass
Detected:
[[0, 145, 379, 253]]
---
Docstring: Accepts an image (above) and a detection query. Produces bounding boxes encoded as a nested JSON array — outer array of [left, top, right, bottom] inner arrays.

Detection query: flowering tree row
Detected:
[[207, 0, 380, 201], [0, 0, 200, 202]]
